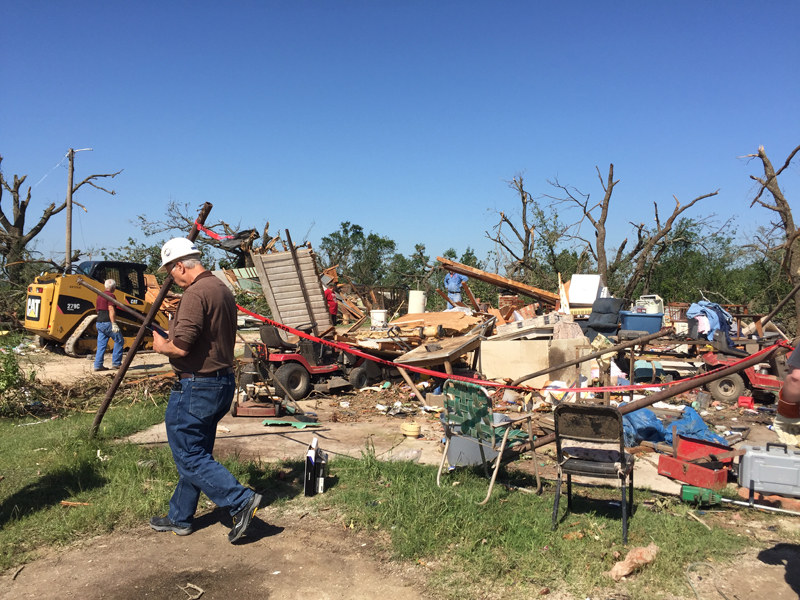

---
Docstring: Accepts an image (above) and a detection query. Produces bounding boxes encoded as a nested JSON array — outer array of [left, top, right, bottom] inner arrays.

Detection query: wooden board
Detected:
[[251, 248, 332, 333], [394, 335, 482, 368], [437, 256, 559, 306], [390, 311, 482, 335]]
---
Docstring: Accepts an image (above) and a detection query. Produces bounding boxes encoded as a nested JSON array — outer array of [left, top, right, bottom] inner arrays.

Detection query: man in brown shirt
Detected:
[[149, 238, 261, 542]]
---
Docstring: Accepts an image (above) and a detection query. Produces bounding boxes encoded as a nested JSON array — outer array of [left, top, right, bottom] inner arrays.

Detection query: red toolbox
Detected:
[[656, 435, 732, 490], [657, 454, 728, 489]]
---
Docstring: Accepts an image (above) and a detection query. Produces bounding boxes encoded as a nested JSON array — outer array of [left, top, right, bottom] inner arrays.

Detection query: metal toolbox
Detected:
[[739, 444, 800, 498]]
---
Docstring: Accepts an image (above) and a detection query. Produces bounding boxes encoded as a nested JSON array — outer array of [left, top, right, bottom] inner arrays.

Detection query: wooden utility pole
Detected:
[[64, 147, 93, 273], [65, 149, 74, 273]]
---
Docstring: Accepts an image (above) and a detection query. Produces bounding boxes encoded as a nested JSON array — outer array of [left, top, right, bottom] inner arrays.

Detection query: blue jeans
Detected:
[[95, 321, 124, 369], [165, 373, 253, 528]]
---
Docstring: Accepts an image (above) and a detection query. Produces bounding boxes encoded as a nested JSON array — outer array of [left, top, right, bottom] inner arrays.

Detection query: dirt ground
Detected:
[[4, 339, 800, 599]]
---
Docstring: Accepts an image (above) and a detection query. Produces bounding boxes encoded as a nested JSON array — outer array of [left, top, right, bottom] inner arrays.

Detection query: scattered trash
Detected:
[[96, 449, 109, 462], [137, 459, 158, 470], [339, 401, 350, 408], [607, 543, 659, 581]]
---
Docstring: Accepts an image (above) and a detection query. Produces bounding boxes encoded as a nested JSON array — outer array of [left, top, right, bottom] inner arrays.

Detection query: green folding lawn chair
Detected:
[[436, 379, 541, 504]]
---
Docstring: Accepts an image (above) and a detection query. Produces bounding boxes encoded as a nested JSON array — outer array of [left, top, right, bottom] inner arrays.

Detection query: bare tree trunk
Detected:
[[747, 144, 800, 329]]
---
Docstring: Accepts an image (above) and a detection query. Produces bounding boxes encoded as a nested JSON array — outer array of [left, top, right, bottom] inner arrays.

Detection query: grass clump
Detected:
[[323, 449, 753, 599]]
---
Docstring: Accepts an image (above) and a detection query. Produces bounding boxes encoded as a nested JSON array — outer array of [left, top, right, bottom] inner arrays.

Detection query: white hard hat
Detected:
[[159, 238, 201, 272]]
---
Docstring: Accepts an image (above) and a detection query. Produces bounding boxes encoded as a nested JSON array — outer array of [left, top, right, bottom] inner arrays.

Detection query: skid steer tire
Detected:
[[275, 363, 311, 400], [706, 372, 746, 403]]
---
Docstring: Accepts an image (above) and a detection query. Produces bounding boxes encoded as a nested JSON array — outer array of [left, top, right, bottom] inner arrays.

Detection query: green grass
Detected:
[[322, 450, 762, 599], [0, 390, 303, 572], [0, 388, 792, 599]]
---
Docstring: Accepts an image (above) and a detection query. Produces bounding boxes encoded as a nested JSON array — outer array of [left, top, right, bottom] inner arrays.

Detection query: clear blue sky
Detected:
[[2, 1, 799, 268]]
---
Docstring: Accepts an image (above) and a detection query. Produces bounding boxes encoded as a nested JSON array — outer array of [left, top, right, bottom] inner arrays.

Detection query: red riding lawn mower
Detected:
[[700, 350, 787, 403], [231, 322, 383, 417]]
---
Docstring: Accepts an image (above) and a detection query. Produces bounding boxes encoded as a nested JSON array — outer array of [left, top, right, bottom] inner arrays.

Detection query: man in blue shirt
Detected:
[[443, 270, 468, 308]]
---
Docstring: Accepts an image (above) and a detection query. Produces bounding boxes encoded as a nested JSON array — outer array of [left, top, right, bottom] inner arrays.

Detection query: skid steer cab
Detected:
[[237, 323, 383, 403], [24, 261, 170, 358]]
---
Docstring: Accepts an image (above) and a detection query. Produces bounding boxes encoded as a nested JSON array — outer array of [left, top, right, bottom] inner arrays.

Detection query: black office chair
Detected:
[[551, 403, 635, 544]]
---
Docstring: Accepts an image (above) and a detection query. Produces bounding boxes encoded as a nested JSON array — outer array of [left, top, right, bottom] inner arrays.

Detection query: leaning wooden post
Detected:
[[89, 203, 213, 438]]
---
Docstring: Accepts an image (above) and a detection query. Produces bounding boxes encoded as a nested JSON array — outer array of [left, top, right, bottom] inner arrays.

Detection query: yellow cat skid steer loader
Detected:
[[24, 261, 170, 358]]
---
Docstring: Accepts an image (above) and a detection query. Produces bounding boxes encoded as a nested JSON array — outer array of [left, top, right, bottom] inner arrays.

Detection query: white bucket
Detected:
[[645, 304, 659, 314], [408, 290, 427, 314], [370, 309, 388, 327]]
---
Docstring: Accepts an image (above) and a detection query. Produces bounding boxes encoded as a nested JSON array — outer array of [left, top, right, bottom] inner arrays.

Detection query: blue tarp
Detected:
[[620, 404, 729, 448]]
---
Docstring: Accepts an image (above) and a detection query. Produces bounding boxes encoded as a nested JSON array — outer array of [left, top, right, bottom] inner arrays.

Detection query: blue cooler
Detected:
[[619, 311, 664, 334]]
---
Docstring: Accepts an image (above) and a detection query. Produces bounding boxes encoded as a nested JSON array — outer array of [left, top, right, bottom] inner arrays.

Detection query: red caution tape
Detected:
[[236, 305, 794, 396], [194, 220, 236, 241]]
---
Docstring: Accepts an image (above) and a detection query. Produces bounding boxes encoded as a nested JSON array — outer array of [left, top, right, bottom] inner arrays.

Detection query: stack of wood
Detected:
[[144, 274, 181, 317], [337, 310, 489, 354]]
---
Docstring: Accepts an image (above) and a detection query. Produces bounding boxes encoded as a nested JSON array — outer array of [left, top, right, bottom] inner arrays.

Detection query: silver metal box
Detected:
[[739, 444, 800, 498]]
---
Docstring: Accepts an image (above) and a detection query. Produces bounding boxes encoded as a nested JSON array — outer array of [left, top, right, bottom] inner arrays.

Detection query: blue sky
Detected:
[[2, 1, 799, 269]]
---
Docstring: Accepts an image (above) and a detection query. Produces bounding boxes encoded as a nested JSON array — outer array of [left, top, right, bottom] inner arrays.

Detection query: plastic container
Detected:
[[408, 290, 427, 314], [370, 309, 388, 327], [619, 311, 664, 334]]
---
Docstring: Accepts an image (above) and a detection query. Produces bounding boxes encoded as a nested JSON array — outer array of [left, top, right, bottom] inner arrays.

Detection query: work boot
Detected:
[[149, 515, 192, 536], [93, 366, 108, 372], [228, 492, 262, 542]]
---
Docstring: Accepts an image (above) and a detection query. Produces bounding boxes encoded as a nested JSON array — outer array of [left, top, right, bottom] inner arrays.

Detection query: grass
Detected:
[[0, 377, 794, 599], [321, 449, 769, 599]]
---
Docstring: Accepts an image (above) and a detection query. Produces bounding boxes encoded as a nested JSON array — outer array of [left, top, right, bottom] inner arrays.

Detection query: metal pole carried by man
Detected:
[[149, 237, 262, 542]]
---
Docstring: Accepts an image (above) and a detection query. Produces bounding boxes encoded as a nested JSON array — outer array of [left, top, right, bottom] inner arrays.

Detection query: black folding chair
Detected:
[[551, 403, 635, 544]]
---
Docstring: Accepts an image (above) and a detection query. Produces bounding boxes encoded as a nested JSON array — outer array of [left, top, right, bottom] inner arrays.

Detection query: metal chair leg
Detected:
[[552, 471, 562, 530], [621, 475, 628, 545], [478, 426, 511, 505], [436, 437, 451, 488], [629, 471, 634, 512], [566, 474, 572, 511], [527, 418, 542, 494]]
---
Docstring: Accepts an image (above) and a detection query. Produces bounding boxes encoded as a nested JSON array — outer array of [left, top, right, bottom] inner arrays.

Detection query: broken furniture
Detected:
[[436, 379, 539, 504], [580, 297, 627, 342], [551, 403, 635, 544], [394, 334, 482, 376]]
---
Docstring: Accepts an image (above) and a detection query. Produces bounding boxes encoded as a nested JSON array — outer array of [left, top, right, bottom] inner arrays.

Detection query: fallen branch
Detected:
[[60, 501, 92, 507]]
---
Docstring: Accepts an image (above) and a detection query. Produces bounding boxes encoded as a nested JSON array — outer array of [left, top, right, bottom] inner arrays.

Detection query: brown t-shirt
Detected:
[[169, 271, 236, 374]]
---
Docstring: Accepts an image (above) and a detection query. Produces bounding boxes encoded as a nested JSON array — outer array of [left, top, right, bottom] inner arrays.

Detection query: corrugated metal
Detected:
[[250, 248, 332, 335]]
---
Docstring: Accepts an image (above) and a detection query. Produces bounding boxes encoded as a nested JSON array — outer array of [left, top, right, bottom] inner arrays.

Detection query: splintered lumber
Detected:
[[437, 256, 559, 307], [390, 312, 482, 335]]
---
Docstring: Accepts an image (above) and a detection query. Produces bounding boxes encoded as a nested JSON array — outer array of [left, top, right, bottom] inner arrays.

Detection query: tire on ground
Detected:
[[349, 366, 368, 389], [274, 362, 311, 400], [706, 372, 745, 403]]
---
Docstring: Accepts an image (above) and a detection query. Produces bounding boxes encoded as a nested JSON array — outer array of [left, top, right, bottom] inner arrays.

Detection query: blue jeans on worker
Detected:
[[165, 373, 254, 528], [94, 321, 124, 369]]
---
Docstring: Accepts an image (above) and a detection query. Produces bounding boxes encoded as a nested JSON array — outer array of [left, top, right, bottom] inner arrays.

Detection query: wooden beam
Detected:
[[398, 367, 427, 404], [435, 288, 467, 308], [437, 256, 559, 306], [461, 281, 479, 310]]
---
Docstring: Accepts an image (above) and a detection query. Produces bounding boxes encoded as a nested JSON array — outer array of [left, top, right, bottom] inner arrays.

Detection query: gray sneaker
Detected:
[[228, 492, 262, 542], [149, 515, 192, 536]]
